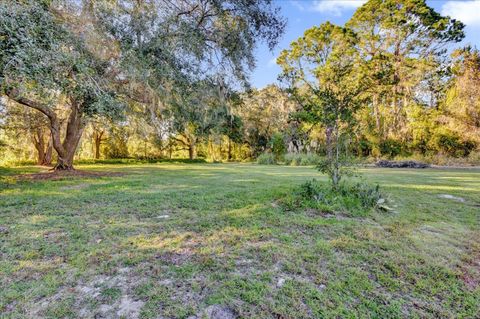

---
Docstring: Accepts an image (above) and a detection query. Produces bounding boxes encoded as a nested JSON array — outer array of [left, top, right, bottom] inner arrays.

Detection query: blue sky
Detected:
[[250, 0, 480, 88]]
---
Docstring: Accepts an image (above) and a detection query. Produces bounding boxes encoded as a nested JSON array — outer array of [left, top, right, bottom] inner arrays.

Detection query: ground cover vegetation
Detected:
[[1, 163, 480, 318]]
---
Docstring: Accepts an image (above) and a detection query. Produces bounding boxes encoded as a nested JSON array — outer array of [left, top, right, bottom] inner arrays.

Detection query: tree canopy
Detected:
[[0, 0, 285, 168]]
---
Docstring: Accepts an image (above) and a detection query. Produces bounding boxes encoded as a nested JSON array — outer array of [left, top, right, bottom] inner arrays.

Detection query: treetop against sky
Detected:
[[251, 0, 480, 88]]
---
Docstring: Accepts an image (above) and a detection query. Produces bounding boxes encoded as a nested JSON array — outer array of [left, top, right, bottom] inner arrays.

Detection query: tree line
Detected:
[[0, 0, 479, 169]]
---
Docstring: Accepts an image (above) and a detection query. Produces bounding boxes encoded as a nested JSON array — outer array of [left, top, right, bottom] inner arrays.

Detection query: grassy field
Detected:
[[1, 163, 479, 318]]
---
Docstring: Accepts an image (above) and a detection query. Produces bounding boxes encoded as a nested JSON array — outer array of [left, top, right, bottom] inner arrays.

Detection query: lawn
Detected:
[[1, 163, 479, 318]]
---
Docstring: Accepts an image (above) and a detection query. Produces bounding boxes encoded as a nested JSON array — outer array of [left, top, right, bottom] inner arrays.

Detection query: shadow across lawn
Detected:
[[0, 164, 479, 318]]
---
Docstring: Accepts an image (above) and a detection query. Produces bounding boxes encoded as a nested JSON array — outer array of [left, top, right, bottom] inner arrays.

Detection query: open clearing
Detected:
[[1, 163, 479, 318]]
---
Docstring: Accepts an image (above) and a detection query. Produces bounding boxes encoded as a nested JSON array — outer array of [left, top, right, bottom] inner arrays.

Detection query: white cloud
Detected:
[[311, 0, 367, 16], [441, 1, 480, 26]]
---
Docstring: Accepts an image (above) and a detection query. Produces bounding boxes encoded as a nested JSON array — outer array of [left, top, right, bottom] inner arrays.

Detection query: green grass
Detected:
[[1, 163, 479, 318]]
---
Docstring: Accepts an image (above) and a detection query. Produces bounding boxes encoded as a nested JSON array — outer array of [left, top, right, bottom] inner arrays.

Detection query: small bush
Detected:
[[430, 129, 477, 157], [379, 139, 403, 159], [256, 153, 276, 165], [338, 181, 382, 209], [428, 152, 480, 166], [434, 133, 463, 156], [462, 140, 477, 157], [386, 152, 480, 166], [284, 153, 300, 166], [301, 153, 322, 165], [354, 138, 372, 157], [296, 179, 323, 199], [468, 151, 480, 163], [284, 153, 322, 166], [269, 133, 286, 161], [283, 179, 384, 217]]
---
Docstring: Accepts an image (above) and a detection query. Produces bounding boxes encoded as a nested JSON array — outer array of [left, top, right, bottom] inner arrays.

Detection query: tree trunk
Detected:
[[228, 138, 232, 161], [372, 94, 382, 141], [52, 101, 85, 170], [391, 41, 402, 137], [93, 130, 104, 159], [95, 139, 101, 159], [188, 142, 195, 160], [332, 133, 341, 191], [219, 138, 223, 161], [6, 89, 84, 170], [32, 129, 46, 165], [32, 128, 53, 166], [44, 135, 53, 165], [325, 126, 333, 160]]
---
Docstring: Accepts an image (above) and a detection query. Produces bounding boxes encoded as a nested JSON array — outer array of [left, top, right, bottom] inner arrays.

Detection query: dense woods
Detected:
[[1, 0, 479, 168]]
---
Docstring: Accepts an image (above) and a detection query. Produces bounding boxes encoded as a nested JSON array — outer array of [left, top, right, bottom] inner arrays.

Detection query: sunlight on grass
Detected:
[[382, 183, 479, 192], [1, 164, 479, 318], [132, 232, 194, 251], [16, 258, 64, 272]]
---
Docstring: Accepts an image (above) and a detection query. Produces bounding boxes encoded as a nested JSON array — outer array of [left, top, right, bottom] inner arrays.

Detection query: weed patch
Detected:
[[281, 179, 384, 217]]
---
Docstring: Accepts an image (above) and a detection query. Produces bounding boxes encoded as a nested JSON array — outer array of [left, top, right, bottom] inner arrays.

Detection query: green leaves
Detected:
[[94, 0, 285, 92], [0, 0, 124, 119], [345, 0, 466, 139], [278, 21, 365, 188], [278, 20, 364, 127]]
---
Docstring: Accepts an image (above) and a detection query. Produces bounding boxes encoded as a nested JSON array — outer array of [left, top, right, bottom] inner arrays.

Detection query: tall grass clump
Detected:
[[281, 179, 385, 217], [284, 153, 322, 166], [256, 153, 277, 165]]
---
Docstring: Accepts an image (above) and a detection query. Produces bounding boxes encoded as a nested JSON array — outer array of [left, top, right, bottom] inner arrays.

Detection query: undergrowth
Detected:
[[2, 158, 208, 167], [281, 179, 384, 217]]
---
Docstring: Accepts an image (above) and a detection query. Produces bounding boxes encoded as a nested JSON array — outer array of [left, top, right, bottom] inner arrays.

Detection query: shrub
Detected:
[[338, 181, 382, 209], [301, 153, 322, 166], [430, 129, 477, 157], [379, 139, 403, 159], [269, 133, 286, 161], [296, 179, 323, 200], [462, 140, 477, 157], [284, 153, 322, 166], [434, 132, 462, 156], [256, 153, 276, 165], [468, 151, 480, 164], [105, 144, 129, 159], [283, 179, 384, 217], [284, 153, 300, 166], [354, 138, 372, 157]]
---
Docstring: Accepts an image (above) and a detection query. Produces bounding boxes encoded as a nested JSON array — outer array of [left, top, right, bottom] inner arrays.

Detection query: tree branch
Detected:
[[5, 88, 56, 120]]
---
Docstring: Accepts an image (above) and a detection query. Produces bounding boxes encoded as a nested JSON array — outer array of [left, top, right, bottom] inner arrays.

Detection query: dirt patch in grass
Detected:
[[15, 169, 124, 181], [155, 250, 195, 265], [29, 267, 145, 319]]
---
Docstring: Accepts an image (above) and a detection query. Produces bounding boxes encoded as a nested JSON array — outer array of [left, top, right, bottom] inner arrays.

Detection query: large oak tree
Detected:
[[0, 0, 122, 169], [0, 0, 285, 169]]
